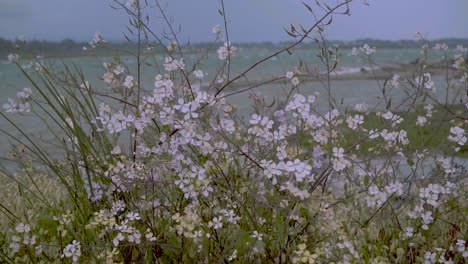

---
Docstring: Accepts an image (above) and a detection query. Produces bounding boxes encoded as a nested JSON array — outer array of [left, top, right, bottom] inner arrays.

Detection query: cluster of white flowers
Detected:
[[424, 104, 434, 118], [453, 53, 465, 70], [366, 181, 403, 209], [292, 244, 319, 264], [436, 156, 455, 174], [101, 63, 127, 89], [153, 73, 175, 99], [217, 42, 237, 60], [419, 183, 454, 207], [415, 72, 435, 90], [193, 69, 207, 79], [3, 19, 467, 262], [26, 60, 44, 73], [354, 103, 369, 113], [447, 126, 466, 146], [433, 43, 448, 51], [420, 44, 429, 55], [260, 158, 313, 184], [407, 182, 456, 230], [3, 88, 32, 113], [9, 223, 38, 254], [390, 74, 400, 87], [285, 71, 300, 86], [7, 53, 20, 64], [171, 207, 202, 238], [95, 103, 135, 134], [248, 114, 274, 139], [123, 75, 135, 89], [164, 57, 185, 71], [379, 129, 409, 145], [455, 239, 468, 258], [336, 240, 360, 260], [381, 111, 404, 125], [174, 98, 200, 120], [83, 31, 106, 50], [346, 114, 364, 130], [416, 116, 427, 126], [331, 147, 351, 172], [350, 47, 359, 56], [358, 44, 376, 55]]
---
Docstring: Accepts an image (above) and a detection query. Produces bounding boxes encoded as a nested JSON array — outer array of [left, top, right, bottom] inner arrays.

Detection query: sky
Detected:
[[0, 0, 467, 43]]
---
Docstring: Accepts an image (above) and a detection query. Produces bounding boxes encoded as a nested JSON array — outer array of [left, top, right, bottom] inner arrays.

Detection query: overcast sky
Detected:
[[1, 0, 467, 42]]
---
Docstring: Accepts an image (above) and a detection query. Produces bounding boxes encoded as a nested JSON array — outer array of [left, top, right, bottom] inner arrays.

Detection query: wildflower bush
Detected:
[[1, 0, 467, 263]]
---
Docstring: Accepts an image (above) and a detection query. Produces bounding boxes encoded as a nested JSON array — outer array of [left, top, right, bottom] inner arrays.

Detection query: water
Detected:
[[0, 47, 464, 168]]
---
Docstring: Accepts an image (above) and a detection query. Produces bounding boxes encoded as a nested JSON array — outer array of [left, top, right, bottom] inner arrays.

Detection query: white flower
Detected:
[[62, 240, 81, 263], [251, 230, 263, 241], [126, 0, 137, 8], [103, 72, 114, 84], [350, 47, 359, 56], [15, 223, 31, 233], [346, 115, 364, 130], [291, 77, 300, 86], [332, 157, 350, 172], [208, 217, 223, 229], [390, 74, 400, 87], [285, 71, 294, 79], [113, 233, 125, 246], [355, 103, 369, 113], [123, 75, 134, 89], [433, 43, 448, 51], [385, 181, 403, 196], [93, 31, 105, 44], [382, 111, 394, 120], [3, 98, 31, 113], [126, 212, 141, 221], [456, 45, 467, 52], [360, 44, 376, 55], [415, 73, 434, 90], [16, 88, 32, 99], [193, 70, 206, 79], [217, 42, 237, 60], [228, 249, 238, 261], [164, 57, 185, 71], [416, 116, 427, 126], [113, 65, 125, 75], [7, 53, 19, 64], [212, 25, 222, 34], [332, 147, 344, 158], [448, 126, 466, 146], [404, 227, 414, 237]]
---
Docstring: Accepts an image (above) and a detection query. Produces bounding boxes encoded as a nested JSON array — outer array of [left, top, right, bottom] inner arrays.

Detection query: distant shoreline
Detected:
[[2, 37, 468, 58]]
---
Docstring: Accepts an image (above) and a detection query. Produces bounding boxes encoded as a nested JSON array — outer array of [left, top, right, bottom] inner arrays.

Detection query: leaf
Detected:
[[300, 207, 311, 219], [302, 2, 313, 12], [285, 29, 297, 38], [290, 24, 296, 33], [364, 175, 369, 186]]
